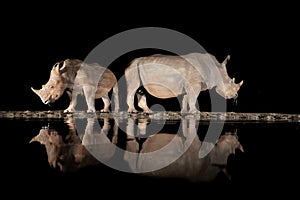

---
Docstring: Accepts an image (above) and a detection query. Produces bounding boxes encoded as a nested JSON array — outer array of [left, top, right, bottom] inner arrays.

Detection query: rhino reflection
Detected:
[[124, 117, 244, 182], [30, 116, 117, 172], [141, 131, 243, 182], [30, 116, 243, 182]]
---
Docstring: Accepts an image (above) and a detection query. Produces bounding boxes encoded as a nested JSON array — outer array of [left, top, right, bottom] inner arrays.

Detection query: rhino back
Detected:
[[135, 54, 206, 98], [71, 63, 116, 98]]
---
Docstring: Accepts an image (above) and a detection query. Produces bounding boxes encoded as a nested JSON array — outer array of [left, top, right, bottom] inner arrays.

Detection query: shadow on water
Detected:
[[2, 115, 299, 197]]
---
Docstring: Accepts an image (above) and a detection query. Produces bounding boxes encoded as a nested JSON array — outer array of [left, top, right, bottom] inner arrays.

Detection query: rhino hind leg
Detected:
[[137, 93, 152, 113], [180, 95, 188, 114], [101, 95, 111, 113], [83, 86, 96, 113], [125, 66, 140, 113]]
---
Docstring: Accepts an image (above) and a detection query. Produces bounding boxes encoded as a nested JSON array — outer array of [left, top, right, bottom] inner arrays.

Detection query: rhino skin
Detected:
[[31, 59, 119, 113], [125, 52, 243, 114]]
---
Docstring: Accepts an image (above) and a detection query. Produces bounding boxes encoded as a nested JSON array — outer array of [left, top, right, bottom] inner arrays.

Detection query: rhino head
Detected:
[[215, 55, 243, 99], [31, 62, 67, 105]]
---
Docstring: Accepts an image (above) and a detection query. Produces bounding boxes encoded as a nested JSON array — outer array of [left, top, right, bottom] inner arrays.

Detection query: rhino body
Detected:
[[137, 132, 243, 182], [31, 59, 119, 113], [125, 53, 243, 113], [29, 116, 117, 172], [124, 118, 244, 182], [30, 117, 243, 182]]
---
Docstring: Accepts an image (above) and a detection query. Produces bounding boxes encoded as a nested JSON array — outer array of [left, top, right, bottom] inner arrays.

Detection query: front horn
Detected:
[[31, 87, 41, 96]]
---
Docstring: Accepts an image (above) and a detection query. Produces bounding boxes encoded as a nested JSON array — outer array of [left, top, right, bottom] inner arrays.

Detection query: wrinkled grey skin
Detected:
[[125, 53, 243, 114], [31, 59, 119, 113]]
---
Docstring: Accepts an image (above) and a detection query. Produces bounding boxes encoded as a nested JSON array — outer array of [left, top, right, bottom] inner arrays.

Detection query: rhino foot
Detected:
[[128, 108, 138, 113], [64, 108, 75, 113], [189, 109, 201, 114], [143, 109, 153, 114], [100, 109, 110, 113], [180, 109, 189, 114], [86, 109, 96, 113]]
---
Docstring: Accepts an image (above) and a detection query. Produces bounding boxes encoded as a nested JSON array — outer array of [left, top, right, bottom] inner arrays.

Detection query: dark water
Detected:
[[2, 116, 299, 197]]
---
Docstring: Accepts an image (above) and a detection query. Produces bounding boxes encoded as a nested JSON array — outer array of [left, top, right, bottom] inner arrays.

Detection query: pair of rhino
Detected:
[[31, 52, 243, 113], [30, 116, 243, 181]]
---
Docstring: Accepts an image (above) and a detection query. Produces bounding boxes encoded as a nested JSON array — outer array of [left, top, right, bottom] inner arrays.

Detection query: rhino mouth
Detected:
[[43, 99, 54, 105]]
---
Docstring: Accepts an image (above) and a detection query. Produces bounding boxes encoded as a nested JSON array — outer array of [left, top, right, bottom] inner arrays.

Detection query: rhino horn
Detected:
[[239, 143, 244, 152], [239, 80, 243, 86], [29, 136, 38, 143], [31, 87, 41, 96]]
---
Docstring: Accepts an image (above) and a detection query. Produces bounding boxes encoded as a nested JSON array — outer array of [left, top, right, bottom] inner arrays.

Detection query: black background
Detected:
[[1, 2, 299, 114], [1, 2, 299, 198]]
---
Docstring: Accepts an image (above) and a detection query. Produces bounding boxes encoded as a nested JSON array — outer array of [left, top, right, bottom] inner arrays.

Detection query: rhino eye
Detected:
[[50, 85, 54, 89]]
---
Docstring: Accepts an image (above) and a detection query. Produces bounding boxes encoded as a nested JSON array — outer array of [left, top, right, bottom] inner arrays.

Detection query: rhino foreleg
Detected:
[[185, 83, 201, 114], [64, 91, 77, 113]]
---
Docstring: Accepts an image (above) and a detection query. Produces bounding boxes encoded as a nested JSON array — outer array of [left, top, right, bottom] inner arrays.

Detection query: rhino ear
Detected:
[[52, 61, 68, 74], [52, 62, 60, 73], [59, 61, 67, 73]]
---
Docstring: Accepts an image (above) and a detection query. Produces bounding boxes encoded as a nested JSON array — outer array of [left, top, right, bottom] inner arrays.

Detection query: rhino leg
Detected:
[[64, 91, 77, 113], [112, 83, 119, 112], [137, 93, 152, 113], [112, 119, 119, 145], [180, 95, 188, 114], [127, 89, 139, 113], [125, 64, 140, 113], [185, 83, 201, 114], [101, 95, 111, 113], [83, 86, 96, 113]]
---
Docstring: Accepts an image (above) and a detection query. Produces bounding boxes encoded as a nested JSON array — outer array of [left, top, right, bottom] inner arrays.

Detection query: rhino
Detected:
[[137, 131, 244, 182], [29, 116, 117, 172], [123, 117, 244, 182], [31, 59, 119, 113], [125, 52, 243, 113], [30, 116, 244, 181]]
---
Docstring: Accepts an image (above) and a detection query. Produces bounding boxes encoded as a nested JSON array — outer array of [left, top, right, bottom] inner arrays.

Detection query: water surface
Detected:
[[2, 115, 299, 197]]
